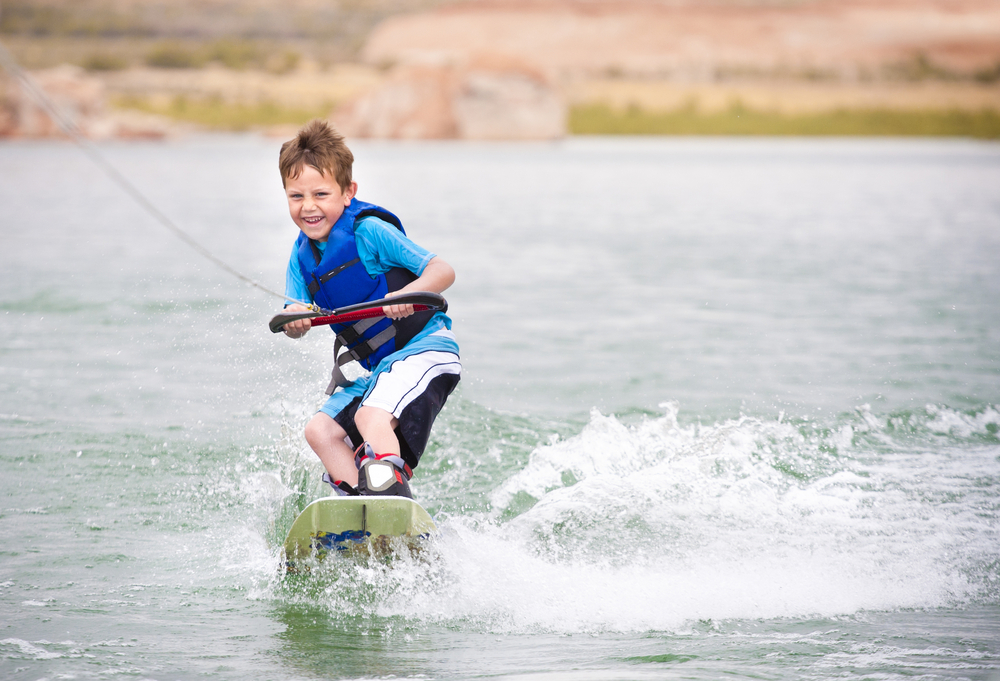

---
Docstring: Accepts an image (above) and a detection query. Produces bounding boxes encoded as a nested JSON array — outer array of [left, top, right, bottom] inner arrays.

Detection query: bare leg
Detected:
[[304, 412, 358, 486], [354, 406, 401, 456]]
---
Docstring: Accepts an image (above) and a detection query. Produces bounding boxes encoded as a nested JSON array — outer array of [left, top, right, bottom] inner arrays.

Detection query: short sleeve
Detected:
[[284, 242, 313, 306], [354, 216, 435, 277]]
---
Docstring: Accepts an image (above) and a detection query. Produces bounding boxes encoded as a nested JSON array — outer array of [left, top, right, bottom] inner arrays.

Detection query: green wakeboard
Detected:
[[283, 496, 437, 563]]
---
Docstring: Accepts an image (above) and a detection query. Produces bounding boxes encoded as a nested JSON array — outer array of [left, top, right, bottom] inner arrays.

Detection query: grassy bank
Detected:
[[570, 103, 1000, 139], [111, 94, 1000, 138], [113, 95, 331, 130]]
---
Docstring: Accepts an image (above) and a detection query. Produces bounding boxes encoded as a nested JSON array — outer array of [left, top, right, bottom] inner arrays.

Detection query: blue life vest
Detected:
[[294, 199, 433, 387]]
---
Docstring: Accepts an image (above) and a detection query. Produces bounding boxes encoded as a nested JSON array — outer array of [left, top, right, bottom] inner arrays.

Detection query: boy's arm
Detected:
[[383, 256, 455, 319], [355, 217, 455, 320], [283, 244, 314, 338]]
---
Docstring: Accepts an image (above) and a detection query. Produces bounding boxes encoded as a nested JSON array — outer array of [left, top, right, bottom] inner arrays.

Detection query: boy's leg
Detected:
[[304, 412, 358, 486], [352, 407, 413, 497], [356, 348, 461, 469], [311, 341, 460, 493], [354, 406, 401, 456]]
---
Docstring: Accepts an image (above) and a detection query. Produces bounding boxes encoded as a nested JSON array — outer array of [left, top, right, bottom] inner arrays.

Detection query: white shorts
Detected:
[[320, 341, 461, 469], [360, 350, 462, 416]]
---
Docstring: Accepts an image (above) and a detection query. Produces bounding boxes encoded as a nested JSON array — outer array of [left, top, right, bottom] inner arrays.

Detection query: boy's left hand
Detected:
[[381, 256, 454, 320], [382, 291, 414, 320]]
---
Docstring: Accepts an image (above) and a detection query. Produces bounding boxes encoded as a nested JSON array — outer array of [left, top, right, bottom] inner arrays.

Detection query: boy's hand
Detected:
[[381, 291, 414, 320], [283, 303, 313, 338], [380, 256, 454, 320]]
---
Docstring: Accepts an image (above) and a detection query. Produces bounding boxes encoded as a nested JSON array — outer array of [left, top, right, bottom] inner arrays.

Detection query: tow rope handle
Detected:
[[268, 292, 448, 334]]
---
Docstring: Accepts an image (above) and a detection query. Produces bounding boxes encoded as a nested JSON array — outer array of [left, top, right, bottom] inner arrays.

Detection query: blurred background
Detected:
[[2, 0, 999, 140]]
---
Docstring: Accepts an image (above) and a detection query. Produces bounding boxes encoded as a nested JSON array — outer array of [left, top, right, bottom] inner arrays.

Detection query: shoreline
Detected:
[[3, 0, 999, 139], [4, 62, 1000, 139], [116, 70, 1000, 139]]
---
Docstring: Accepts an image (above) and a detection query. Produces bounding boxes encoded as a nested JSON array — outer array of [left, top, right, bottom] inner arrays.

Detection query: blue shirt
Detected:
[[285, 215, 453, 340]]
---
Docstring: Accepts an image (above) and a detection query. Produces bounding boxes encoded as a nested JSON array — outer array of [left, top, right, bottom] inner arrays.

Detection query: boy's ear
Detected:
[[343, 181, 358, 204]]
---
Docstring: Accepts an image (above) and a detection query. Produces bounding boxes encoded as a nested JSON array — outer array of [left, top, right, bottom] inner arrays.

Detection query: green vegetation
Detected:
[[204, 40, 264, 71], [82, 52, 129, 71], [144, 42, 207, 69], [113, 95, 332, 131], [570, 103, 1000, 139], [975, 62, 1000, 84], [142, 40, 279, 70], [0, 3, 152, 37], [0, 0, 445, 66], [267, 50, 301, 75], [883, 53, 1000, 84]]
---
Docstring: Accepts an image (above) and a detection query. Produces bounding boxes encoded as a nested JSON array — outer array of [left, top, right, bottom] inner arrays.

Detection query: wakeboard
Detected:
[[282, 495, 436, 565]]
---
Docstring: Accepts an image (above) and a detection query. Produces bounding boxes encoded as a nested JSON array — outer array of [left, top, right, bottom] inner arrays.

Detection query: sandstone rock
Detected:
[[8, 65, 105, 138], [334, 65, 458, 139], [0, 64, 169, 139], [363, 0, 1000, 81], [453, 68, 565, 140], [333, 63, 565, 140], [0, 81, 16, 137]]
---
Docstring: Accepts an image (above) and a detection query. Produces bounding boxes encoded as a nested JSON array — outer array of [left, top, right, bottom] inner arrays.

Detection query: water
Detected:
[[1, 135, 998, 680]]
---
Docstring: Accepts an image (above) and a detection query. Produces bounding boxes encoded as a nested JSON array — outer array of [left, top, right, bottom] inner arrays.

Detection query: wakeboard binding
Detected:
[[322, 473, 360, 497], [355, 442, 413, 498], [321, 443, 413, 498]]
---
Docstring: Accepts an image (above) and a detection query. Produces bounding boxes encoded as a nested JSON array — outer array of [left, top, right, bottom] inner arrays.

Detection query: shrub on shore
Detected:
[[570, 103, 1000, 139], [113, 95, 330, 130]]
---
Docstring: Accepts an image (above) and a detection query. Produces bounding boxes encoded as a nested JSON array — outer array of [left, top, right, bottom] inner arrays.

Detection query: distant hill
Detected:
[[3, 0, 998, 139], [364, 0, 1000, 82], [4, 0, 998, 81], [0, 0, 447, 66]]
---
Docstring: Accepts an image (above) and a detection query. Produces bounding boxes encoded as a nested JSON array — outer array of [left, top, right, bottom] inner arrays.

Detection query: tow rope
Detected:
[[0, 35, 310, 309]]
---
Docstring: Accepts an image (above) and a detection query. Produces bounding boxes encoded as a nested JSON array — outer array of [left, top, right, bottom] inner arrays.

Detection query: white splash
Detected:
[[237, 403, 1000, 636], [389, 405, 999, 633]]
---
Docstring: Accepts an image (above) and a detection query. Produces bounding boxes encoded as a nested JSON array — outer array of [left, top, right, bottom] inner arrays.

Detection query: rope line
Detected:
[[0, 36, 311, 309]]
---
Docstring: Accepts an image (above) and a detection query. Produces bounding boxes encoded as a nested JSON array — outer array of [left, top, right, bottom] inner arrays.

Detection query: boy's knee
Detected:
[[304, 412, 345, 446], [354, 406, 396, 433]]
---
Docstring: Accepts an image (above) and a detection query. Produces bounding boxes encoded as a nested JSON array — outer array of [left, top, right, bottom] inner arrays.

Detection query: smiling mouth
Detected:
[[303, 216, 324, 225]]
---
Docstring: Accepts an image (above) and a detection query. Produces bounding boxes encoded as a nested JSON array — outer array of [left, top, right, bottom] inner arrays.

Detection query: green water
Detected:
[[1, 136, 998, 680]]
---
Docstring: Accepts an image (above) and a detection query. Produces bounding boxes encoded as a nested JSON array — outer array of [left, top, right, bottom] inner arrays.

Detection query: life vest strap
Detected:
[[347, 326, 396, 363], [307, 257, 362, 296], [326, 325, 397, 394], [335, 316, 381, 346]]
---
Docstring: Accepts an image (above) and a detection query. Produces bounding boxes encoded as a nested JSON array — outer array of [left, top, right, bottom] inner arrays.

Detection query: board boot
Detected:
[[354, 442, 413, 498], [322, 472, 360, 496]]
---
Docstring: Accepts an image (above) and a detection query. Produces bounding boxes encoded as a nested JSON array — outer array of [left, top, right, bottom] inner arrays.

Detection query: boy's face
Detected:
[[285, 164, 357, 242]]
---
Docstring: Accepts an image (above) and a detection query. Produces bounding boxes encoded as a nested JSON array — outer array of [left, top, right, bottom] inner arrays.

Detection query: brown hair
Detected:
[[278, 119, 354, 189]]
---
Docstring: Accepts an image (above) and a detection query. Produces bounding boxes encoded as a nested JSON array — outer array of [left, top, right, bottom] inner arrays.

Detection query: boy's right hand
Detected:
[[282, 303, 312, 339]]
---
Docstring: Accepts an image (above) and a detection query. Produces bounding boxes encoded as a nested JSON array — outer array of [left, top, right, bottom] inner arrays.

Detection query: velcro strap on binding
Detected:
[[354, 444, 412, 480], [322, 472, 360, 496], [334, 480, 360, 496], [373, 452, 412, 479]]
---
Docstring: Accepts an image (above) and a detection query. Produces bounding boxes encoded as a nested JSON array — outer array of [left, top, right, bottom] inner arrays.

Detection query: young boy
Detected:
[[278, 119, 460, 498]]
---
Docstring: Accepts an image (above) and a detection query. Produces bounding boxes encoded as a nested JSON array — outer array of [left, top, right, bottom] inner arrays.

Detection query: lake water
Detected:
[[1, 135, 999, 680]]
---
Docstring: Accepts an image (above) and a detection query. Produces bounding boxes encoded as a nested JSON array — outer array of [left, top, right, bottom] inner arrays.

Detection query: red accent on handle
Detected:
[[308, 304, 434, 328]]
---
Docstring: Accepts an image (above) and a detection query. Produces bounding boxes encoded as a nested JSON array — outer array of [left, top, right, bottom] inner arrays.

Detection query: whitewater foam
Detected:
[[238, 403, 999, 635]]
